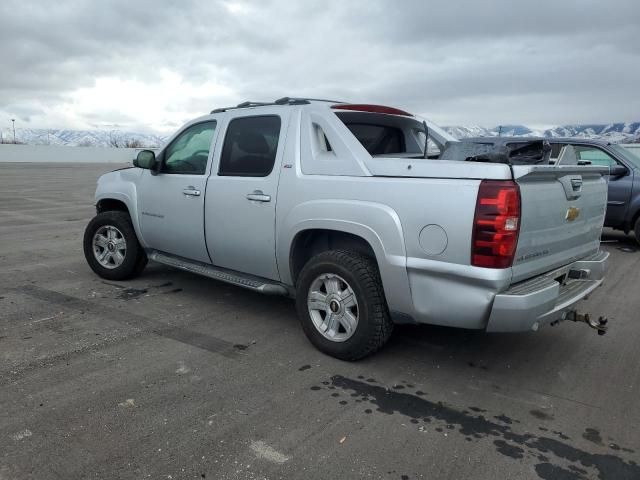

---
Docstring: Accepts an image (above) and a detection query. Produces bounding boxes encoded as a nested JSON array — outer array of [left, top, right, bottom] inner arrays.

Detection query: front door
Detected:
[[137, 120, 218, 263], [205, 111, 288, 280], [571, 145, 633, 227]]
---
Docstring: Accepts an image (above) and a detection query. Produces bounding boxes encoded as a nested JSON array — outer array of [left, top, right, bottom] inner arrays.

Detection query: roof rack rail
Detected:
[[210, 97, 346, 114], [236, 101, 271, 108], [274, 97, 345, 105]]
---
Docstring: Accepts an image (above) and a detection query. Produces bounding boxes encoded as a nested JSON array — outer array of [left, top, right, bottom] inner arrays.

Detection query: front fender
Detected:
[[95, 169, 145, 246], [277, 199, 413, 315]]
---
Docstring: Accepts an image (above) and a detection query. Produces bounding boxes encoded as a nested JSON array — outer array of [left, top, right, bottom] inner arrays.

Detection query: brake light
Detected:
[[471, 180, 521, 268], [331, 104, 413, 117]]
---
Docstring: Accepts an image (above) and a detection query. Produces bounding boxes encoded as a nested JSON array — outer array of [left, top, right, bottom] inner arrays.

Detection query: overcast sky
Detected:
[[1, 0, 638, 133]]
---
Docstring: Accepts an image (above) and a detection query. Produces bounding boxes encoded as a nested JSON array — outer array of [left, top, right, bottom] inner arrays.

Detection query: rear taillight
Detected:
[[471, 180, 521, 268]]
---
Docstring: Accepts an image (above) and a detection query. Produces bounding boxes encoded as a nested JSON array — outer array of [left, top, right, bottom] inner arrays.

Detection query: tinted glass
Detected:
[[344, 123, 404, 155], [163, 121, 216, 174], [218, 116, 281, 177], [335, 111, 428, 156]]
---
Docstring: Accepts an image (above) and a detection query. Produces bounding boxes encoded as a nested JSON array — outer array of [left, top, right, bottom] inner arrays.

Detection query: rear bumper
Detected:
[[486, 250, 609, 332]]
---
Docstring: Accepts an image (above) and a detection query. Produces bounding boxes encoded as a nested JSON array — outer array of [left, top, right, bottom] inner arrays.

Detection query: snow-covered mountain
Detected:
[[0, 128, 166, 147], [2, 122, 639, 147], [543, 122, 640, 143], [444, 124, 544, 139], [443, 122, 640, 143]]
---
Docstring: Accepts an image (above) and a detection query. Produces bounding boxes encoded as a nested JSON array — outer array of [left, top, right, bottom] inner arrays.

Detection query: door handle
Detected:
[[182, 187, 201, 196], [246, 190, 271, 202]]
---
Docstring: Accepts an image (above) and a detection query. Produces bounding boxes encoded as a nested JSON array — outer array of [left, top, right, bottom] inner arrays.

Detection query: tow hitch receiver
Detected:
[[566, 311, 608, 335]]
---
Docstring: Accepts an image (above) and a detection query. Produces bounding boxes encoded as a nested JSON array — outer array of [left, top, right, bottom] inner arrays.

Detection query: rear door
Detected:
[[510, 165, 608, 283], [205, 110, 289, 280]]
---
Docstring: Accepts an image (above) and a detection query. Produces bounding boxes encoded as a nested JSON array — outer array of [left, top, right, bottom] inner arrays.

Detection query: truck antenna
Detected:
[[423, 121, 429, 159]]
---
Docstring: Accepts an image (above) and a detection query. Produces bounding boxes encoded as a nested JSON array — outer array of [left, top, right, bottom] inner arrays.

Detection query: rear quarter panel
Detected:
[[275, 162, 509, 325]]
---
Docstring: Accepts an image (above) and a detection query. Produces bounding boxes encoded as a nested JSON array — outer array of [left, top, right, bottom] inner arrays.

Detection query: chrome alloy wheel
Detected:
[[92, 225, 126, 269], [307, 273, 359, 342]]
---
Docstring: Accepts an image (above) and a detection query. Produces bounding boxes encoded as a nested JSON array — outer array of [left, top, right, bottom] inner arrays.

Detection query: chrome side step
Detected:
[[148, 251, 289, 296]]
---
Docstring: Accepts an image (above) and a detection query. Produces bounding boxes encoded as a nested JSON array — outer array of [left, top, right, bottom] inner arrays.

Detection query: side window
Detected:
[[573, 146, 617, 167], [218, 116, 282, 177], [163, 121, 217, 174]]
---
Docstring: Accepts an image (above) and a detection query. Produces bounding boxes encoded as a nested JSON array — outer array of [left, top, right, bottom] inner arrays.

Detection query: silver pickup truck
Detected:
[[83, 97, 609, 360]]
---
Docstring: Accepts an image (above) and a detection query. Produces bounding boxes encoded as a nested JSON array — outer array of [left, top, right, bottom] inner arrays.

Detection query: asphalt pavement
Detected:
[[1, 163, 639, 480]]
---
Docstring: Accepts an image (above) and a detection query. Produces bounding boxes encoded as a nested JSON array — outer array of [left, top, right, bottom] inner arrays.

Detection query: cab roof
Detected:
[[210, 97, 415, 117]]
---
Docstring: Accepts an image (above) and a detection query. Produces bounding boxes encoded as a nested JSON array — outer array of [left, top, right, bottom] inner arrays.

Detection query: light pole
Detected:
[[11, 119, 16, 143]]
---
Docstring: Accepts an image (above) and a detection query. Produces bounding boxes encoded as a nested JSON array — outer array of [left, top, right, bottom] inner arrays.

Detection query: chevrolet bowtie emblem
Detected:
[[566, 206, 580, 222]]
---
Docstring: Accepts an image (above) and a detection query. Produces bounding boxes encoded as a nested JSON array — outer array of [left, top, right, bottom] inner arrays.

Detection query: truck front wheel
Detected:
[[295, 250, 393, 360], [83, 211, 147, 281]]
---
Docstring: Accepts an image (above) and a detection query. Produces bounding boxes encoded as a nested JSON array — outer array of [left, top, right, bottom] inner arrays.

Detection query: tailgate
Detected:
[[511, 165, 608, 283]]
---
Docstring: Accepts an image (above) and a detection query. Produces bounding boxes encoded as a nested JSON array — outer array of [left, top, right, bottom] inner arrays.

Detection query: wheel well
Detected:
[[96, 198, 129, 215], [290, 229, 377, 284]]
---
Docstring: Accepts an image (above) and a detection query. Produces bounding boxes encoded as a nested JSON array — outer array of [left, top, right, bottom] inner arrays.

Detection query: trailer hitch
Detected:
[[565, 311, 608, 335]]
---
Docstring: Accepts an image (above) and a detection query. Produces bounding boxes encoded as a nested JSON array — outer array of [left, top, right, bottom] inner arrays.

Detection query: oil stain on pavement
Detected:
[[310, 375, 639, 480]]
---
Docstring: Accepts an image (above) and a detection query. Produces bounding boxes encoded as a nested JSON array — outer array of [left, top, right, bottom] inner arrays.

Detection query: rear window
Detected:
[[344, 123, 404, 155], [335, 111, 425, 156]]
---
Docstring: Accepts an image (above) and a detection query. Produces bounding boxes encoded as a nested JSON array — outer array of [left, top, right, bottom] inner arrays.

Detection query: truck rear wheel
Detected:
[[295, 250, 393, 360], [83, 211, 147, 281]]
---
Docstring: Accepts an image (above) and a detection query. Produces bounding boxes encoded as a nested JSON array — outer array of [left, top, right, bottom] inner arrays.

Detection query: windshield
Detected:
[[610, 145, 640, 168]]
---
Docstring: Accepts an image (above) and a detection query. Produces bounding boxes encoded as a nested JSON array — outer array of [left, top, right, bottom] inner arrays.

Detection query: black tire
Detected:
[[83, 211, 147, 281], [635, 217, 640, 246], [295, 250, 393, 360]]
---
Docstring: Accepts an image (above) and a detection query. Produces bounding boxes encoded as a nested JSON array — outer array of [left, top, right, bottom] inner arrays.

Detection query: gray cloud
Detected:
[[353, 0, 639, 45], [1, 0, 638, 131]]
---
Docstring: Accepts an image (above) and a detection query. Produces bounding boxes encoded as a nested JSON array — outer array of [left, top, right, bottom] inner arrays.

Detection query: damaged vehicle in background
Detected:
[[462, 136, 640, 245], [83, 98, 610, 360]]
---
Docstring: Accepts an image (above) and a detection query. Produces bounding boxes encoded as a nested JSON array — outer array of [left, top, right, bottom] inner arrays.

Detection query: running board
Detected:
[[148, 251, 289, 296]]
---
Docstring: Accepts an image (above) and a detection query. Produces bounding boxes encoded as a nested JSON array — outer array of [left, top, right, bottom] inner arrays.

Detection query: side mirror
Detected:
[[133, 150, 157, 169], [609, 164, 628, 177]]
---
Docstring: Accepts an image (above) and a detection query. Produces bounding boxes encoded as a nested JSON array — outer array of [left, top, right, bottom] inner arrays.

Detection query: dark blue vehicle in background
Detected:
[[460, 137, 640, 244]]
